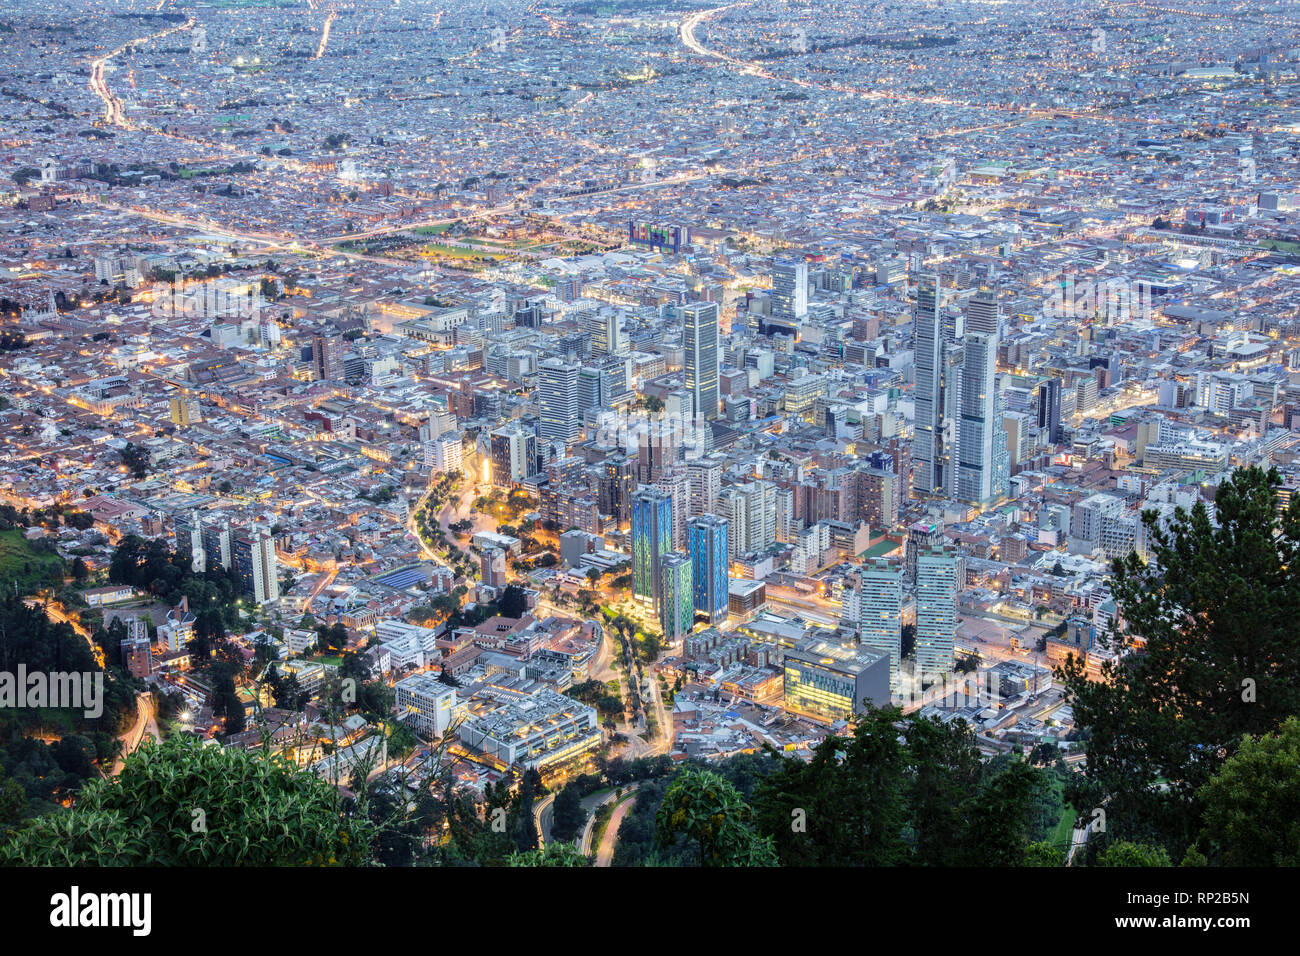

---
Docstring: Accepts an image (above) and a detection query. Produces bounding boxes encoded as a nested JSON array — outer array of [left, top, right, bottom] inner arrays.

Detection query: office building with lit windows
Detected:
[[916, 550, 959, 679], [660, 552, 694, 640], [783, 638, 890, 719], [857, 560, 903, 689], [632, 488, 673, 612], [687, 513, 729, 622], [683, 301, 720, 421]]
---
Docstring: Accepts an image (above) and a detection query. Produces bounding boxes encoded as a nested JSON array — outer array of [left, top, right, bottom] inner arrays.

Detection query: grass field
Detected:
[[0, 528, 66, 596], [1049, 774, 1077, 853]]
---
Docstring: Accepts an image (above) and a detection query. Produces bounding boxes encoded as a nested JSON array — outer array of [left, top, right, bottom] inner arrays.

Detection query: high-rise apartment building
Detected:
[[233, 527, 279, 605]]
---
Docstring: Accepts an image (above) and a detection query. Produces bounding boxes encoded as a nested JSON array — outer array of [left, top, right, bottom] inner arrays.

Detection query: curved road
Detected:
[[595, 788, 639, 868]]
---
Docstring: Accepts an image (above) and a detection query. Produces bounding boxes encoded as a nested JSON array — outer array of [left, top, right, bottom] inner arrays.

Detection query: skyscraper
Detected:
[[201, 518, 232, 573], [631, 488, 673, 613], [584, 308, 623, 357], [233, 527, 279, 605], [660, 552, 694, 640], [1038, 377, 1062, 444], [912, 274, 945, 497], [687, 513, 729, 623], [490, 425, 536, 487], [771, 258, 808, 324], [722, 481, 776, 558], [683, 301, 720, 421], [858, 560, 903, 690], [686, 456, 723, 517], [538, 357, 581, 443], [955, 330, 998, 505], [916, 550, 958, 680], [654, 468, 690, 549], [312, 333, 345, 383]]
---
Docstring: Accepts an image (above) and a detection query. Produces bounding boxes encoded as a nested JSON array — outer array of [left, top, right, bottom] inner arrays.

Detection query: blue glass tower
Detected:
[[687, 514, 729, 622], [632, 488, 673, 612]]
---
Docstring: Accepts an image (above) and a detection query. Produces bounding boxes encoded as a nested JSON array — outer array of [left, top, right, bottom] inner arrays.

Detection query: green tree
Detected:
[[498, 584, 528, 619], [754, 706, 908, 866], [550, 783, 586, 843], [1195, 715, 1300, 866], [1096, 841, 1173, 867], [0, 736, 373, 865], [1023, 840, 1064, 866], [657, 768, 778, 866], [508, 842, 589, 866], [1060, 466, 1300, 855]]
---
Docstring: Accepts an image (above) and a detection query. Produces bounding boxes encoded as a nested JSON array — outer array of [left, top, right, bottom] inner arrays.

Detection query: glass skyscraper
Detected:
[[687, 513, 728, 623], [632, 488, 673, 612], [660, 552, 694, 639]]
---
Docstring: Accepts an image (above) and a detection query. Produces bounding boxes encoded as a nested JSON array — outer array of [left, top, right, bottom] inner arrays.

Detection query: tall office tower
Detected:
[[912, 274, 945, 497], [538, 358, 581, 443], [660, 552, 695, 640], [599, 456, 635, 525], [631, 488, 673, 613], [584, 308, 623, 357], [858, 560, 903, 690], [683, 301, 720, 421], [233, 527, 279, 605], [687, 456, 723, 517], [597, 356, 631, 405], [916, 550, 958, 680], [723, 480, 776, 558], [654, 468, 690, 549], [1038, 377, 1062, 444], [312, 333, 345, 382], [955, 330, 998, 505], [489, 425, 536, 487], [687, 514, 729, 623], [771, 258, 809, 323], [577, 366, 603, 414], [201, 519, 232, 572], [966, 289, 999, 335]]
